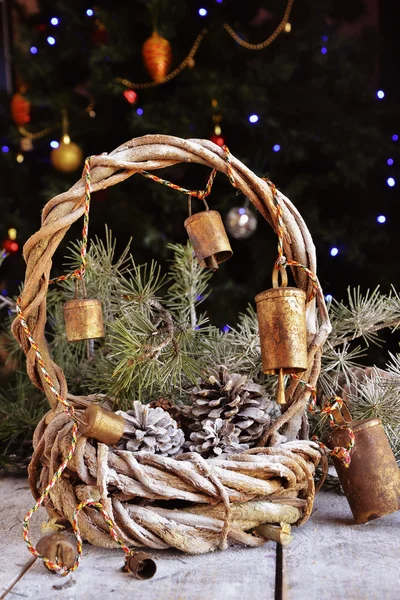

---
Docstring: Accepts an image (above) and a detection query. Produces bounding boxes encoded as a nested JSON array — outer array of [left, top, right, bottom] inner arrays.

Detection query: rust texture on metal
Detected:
[[255, 287, 308, 375], [124, 551, 157, 580], [184, 210, 233, 271], [36, 533, 77, 571], [63, 298, 105, 342], [79, 405, 125, 445], [327, 417, 400, 524]]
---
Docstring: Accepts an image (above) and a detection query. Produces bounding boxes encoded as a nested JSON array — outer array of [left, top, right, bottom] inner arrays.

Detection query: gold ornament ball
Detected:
[[51, 141, 83, 173]]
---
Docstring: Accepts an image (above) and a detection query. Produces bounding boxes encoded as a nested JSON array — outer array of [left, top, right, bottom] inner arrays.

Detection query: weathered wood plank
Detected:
[[0, 477, 276, 600], [284, 490, 400, 600]]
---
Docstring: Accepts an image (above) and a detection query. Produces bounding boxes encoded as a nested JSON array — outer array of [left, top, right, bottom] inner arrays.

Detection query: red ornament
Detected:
[[92, 19, 109, 45], [2, 239, 19, 254], [123, 90, 138, 104], [142, 31, 172, 82], [11, 93, 31, 126], [210, 134, 225, 147]]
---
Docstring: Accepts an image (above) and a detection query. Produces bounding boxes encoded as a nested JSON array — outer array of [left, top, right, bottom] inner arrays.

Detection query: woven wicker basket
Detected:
[[13, 135, 331, 554]]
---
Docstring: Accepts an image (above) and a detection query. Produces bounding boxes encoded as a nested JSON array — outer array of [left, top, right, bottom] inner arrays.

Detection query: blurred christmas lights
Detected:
[[392, 134, 398, 142], [86, 9, 94, 17], [50, 17, 59, 26], [199, 8, 207, 17], [322, 35, 328, 42], [47, 36, 56, 45], [2, 146, 9, 153], [377, 215, 386, 224], [387, 177, 396, 187], [8, 228, 17, 241], [136, 108, 144, 116], [30, 46, 38, 54], [330, 247, 339, 257], [387, 158, 394, 166], [249, 114, 259, 123], [376, 90, 385, 99], [325, 294, 333, 302], [50, 140, 59, 149], [321, 47, 327, 54], [272, 144, 281, 152]]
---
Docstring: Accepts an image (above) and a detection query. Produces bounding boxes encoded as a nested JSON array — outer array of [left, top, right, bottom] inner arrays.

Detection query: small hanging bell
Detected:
[[64, 279, 105, 342], [78, 404, 125, 445], [36, 533, 77, 572], [184, 204, 232, 271], [326, 406, 400, 524], [255, 267, 308, 404]]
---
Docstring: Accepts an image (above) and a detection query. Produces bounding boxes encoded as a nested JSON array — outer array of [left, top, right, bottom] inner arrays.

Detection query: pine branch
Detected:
[[329, 286, 398, 347], [165, 242, 212, 329]]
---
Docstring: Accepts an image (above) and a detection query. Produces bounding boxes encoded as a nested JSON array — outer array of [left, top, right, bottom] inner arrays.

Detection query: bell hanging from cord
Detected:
[[64, 278, 105, 342], [184, 196, 233, 271], [255, 266, 308, 404]]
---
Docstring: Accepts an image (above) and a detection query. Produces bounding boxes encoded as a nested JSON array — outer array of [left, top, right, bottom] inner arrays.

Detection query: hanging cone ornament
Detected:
[[142, 31, 172, 82], [255, 267, 308, 405], [184, 200, 232, 271], [326, 404, 400, 524]]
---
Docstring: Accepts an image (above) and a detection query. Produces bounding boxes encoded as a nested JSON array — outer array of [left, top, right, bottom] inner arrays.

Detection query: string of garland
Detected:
[[223, 0, 294, 50]]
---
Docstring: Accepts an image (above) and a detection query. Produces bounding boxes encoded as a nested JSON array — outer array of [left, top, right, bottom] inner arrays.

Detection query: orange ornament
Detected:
[[142, 31, 172, 82], [11, 93, 31, 126]]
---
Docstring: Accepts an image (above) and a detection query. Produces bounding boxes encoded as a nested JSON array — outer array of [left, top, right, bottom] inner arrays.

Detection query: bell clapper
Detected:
[[204, 254, 219, 271], [277, 369, 286, 405]]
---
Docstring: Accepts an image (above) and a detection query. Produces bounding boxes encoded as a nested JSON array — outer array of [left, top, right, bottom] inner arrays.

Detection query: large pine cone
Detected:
[[116, 401, 185, 456], [184, 365, 273, 446], [187, 418, 249, 457]]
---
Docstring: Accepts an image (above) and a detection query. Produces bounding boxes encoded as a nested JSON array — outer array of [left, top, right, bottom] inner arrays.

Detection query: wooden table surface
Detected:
[[1, 477, 399, 600]]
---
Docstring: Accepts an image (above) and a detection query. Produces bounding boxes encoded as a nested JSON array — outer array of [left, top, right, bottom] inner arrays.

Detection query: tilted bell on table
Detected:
[[36, 532, 77, 572], [63, 279, 105, 342], [184, 197, 232, 272], [326, 404, 400, 524], [255, 266, 308, 405]]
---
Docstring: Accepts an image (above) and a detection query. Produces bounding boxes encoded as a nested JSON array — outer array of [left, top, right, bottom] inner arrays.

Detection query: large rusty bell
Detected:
[[184, 203, 232, 271], [326, 405, 400, 524], [36, 533, 77, 572], [255, 266, 308, 404]]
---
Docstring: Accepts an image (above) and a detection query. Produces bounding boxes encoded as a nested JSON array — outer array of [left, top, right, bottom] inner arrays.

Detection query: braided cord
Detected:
[[263, 177, 318, 301], [141, 167, 217, 201], [291, 375, 355, 465], [49, 157, 92, 285]]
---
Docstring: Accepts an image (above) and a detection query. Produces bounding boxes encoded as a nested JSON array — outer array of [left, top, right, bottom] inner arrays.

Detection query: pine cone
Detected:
[[116, 401, 185, 456], [149, 398, 182, 427], [184, 365, 273, 446], [187, 418, 249, 457]]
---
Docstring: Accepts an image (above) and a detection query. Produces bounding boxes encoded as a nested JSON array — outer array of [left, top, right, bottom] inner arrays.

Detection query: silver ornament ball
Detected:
[[226, 206, 257, 239]]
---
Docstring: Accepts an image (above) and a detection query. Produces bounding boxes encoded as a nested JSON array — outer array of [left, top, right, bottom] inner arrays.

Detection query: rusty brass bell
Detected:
[[36, 533, 77, 572], [326, 405, 400, 524], [64, 278, 105, 342], [124, 551, 157, 580], [255, 267, 308, 405], [184, 201, 232, 271], [79, 404, 125, 445]]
